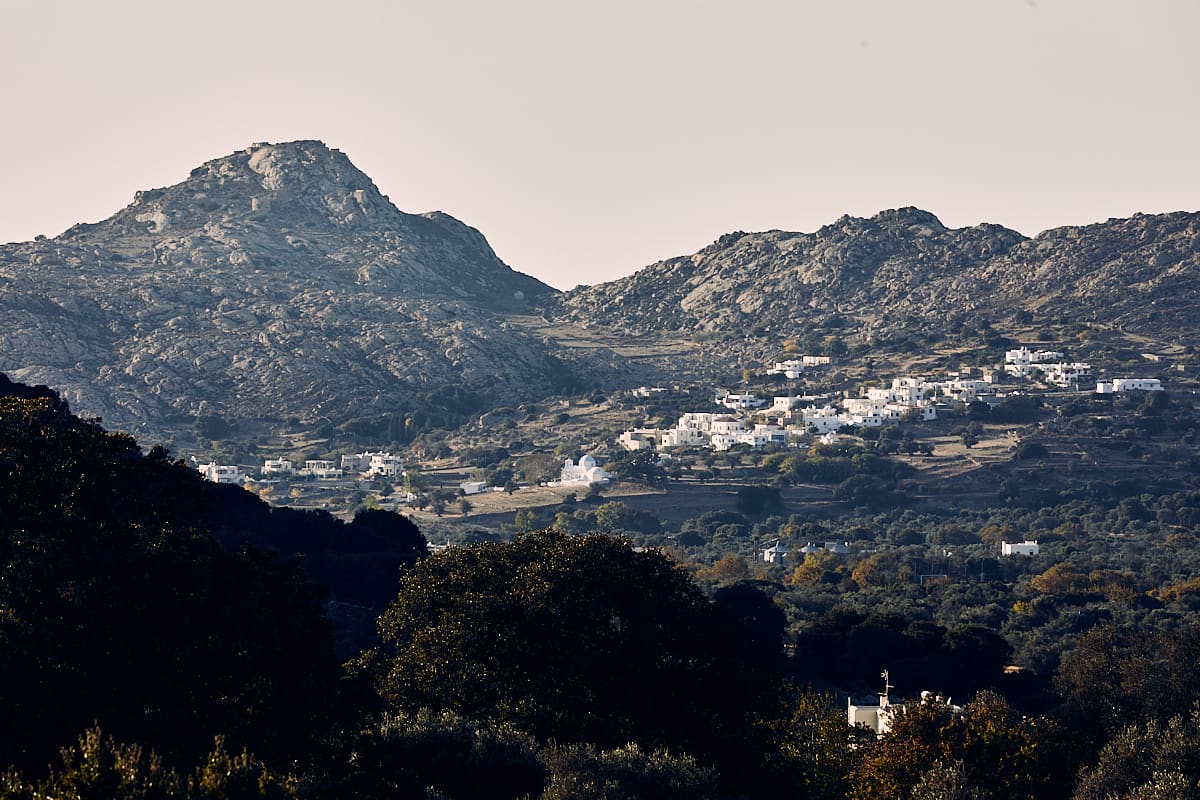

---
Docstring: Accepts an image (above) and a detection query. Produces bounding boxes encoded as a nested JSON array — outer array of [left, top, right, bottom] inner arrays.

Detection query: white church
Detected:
[[557, 454, 612, 486]]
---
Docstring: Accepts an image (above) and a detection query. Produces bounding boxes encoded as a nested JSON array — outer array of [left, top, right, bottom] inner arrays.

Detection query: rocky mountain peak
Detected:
[[0, 141, 567, 437], [86, 140, 400, 239]]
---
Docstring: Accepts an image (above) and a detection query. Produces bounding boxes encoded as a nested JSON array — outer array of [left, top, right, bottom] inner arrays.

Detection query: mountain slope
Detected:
[[554, 208, 1200, 346], [0, 141, 568, 438]]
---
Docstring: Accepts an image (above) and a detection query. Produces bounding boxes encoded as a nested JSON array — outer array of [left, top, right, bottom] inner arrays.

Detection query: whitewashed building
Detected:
[[618, 429, 663, 451], [761, 540, 790, 564], [1097, 378, 1163, 393], [719, 393, 767, 410], [1001, 540, 1040, 557], [262, 458, 294, 476], [299, 460, 343, 479], [1042, 362, 1093, 388], [768, 359, 805, 379], [559, 454, 611, 485], [197, 462, 247, 484], [341, 451, 403, 479]]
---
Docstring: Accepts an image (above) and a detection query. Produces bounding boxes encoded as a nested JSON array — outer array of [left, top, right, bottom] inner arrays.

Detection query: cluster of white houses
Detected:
[[1005, 347, 1092, 388], [619, 375, 986, 452], [1006, 346, 1163, 393], [198, 450, 404, 484], [767, 355, 834, 380]]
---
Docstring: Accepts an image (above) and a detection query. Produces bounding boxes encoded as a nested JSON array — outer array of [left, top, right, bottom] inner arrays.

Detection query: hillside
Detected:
[[0, 141, 569, 440], [554, 208, 1200, 350]]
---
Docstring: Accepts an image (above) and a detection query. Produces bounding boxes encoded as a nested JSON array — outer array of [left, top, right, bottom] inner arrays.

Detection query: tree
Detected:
[[360, 531, 785, 788], [0, 726, 299, 800], [540, 743, 718, 800], [849, 692, 1067, 800], [336, 710, 546, 800], [606, 450, 666, 485], [1074, 712, 1200, 800], [737, 484, 785, 517], [697, 553, 752, 584], [592, 501, 661, 534], [776, 689, 874, 799]]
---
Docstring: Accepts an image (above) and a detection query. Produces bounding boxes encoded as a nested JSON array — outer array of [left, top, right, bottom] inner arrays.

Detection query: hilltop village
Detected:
[[192, 342, 1173, 541]]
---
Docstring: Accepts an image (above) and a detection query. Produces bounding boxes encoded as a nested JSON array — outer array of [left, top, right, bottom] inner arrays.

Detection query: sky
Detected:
[[1, 0, 1197, 290]]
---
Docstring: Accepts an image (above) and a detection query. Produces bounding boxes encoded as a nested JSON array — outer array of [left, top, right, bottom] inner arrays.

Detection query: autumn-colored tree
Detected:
[[787, 551, 841, 587], [697, 553, 752, 584], [850, 552, 895, 588], [1029, 562, 1093, 595]]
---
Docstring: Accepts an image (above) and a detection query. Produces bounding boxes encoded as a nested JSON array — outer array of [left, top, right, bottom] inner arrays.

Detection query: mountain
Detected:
[[554, 207, 1200, 348], [0, 141, 569, 440], [3, 142, 1196, 447]]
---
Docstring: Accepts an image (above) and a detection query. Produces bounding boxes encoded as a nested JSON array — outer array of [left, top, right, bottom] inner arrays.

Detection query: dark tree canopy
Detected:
[[362, 530, 786, 779], [0, 380, 342, 769]]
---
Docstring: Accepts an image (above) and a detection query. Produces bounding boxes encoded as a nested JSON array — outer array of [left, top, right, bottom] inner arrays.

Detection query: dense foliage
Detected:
[[6, 372, 1200, 797]]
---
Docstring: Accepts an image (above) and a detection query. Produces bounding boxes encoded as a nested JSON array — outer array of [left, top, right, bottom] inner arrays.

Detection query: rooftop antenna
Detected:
[[880, 669, 893, 707]]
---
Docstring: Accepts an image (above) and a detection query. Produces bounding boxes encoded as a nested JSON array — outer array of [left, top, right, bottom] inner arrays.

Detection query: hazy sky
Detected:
[[2, 1, 1197, 289]]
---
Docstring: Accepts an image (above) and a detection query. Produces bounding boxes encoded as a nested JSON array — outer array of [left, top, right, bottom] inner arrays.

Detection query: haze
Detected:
[[2, 0, 1197, 290]]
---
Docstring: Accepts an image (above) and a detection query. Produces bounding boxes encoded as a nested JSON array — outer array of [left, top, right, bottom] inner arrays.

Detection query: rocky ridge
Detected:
[[0, 141, 568, 440], [554, 207, 1200, 348]]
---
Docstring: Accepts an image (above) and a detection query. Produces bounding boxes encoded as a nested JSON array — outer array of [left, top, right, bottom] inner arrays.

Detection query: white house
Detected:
[[197, 462, 247, 484], [768, 359, 805, 379], [365, 452, 404, 479], [772, 395, 806, 413], [341, 451, 403, 479], [618, 429, 663, 451], [710, 416, 746, 436], [460, 480, 488, 495], [719, 393, 767, 410], [804, 406, 847, 434], [1005, 347, 1064, 367], [1001, 540, 1040, 556], [848, 672, 906, 738], [299, 460, 343, 479], [941, 379, 991, 403], [803, 355, 833, 366], [262, 458, 294, 476], [677, 412, 717, 432], [661, 427, 711, 448], [1042, 362, 1093, 388], [709, 433, 737, 452], [1097, 378, 1163, 393], [341, 453, 372, 473]]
